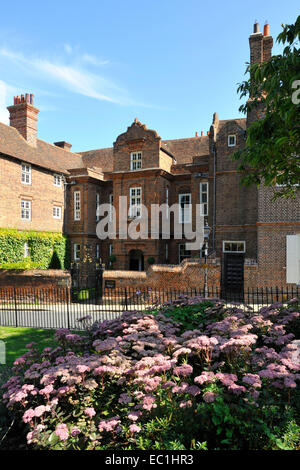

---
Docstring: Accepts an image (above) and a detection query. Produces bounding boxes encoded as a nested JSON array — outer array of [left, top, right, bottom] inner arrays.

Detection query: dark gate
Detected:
[[221, 253, 244, 301], [71, 262, 104, 303]]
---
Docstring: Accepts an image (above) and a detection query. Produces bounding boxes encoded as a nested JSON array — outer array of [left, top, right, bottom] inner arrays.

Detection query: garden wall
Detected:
[[103, 259, 221, 291], [0, 269, 71, 299]]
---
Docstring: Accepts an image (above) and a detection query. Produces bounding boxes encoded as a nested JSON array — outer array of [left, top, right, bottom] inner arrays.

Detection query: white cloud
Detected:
[[0, 80, 10, 124], [0, 47, 136, 106], [81, 53, 110, 67]]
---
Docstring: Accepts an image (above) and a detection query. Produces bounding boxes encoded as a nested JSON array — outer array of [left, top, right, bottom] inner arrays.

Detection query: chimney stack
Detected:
[[7, 93, 39, 147], [54, 141, 72, 151], [249, 20, 273, 65]]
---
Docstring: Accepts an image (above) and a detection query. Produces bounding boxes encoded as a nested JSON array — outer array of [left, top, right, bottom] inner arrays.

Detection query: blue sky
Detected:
[[0, 0, 299, 152]]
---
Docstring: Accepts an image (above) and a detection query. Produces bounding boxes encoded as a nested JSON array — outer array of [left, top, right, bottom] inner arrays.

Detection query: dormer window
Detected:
[[228, 135, 236, 147], [130, 152, 142, 170]]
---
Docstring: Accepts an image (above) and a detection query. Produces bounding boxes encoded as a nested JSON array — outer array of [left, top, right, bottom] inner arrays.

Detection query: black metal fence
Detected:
[[0, 285, 299, 330]]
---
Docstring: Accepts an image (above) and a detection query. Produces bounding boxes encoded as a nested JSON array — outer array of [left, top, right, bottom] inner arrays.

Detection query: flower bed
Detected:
[[1, 297, 300, 450]]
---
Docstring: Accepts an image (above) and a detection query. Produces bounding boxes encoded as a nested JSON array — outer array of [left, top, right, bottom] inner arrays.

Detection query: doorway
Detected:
[[129, 249, 144, 271], [221, 253, 244, 301]]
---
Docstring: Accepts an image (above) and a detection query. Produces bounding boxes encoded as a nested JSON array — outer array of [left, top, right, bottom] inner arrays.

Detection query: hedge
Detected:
[[0, 228, 70, 270]]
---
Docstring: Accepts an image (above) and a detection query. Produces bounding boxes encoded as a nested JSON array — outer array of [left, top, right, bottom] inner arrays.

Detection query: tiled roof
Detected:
[[0, 122, 83, 174], [80, 147, 114, 172], [161, 136, 210, 163], [218, 118, 247, 129], [80, 136, 210, 170]]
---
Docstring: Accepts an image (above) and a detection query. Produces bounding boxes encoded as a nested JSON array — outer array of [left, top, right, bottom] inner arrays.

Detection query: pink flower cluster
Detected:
[[1, 295, 299, 449]]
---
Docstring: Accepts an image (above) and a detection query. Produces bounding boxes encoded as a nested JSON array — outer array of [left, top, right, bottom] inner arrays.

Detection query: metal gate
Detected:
[[221, 253, 244, 301]]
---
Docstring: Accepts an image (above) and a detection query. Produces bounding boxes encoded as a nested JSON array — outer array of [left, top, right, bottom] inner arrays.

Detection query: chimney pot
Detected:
[[25, 93, 29, 103], [201, 131, 204, 137], [253, 21, 259, 33], [263, 22, 270, 36], [195, 131, 198, 137], [30, 94, 34, 105]]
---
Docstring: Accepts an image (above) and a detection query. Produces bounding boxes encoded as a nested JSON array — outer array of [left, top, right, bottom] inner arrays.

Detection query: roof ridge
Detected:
[[162, 135, 209, 143], [37, 138, 82, 157]]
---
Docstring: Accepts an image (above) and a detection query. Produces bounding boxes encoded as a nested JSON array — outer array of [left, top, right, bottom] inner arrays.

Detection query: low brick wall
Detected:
[[103, 259, 221, 291], [0, 269, 71, 300]]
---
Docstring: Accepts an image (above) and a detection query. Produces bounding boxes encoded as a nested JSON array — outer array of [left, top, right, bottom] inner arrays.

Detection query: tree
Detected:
[[233, 16, 300, 199]]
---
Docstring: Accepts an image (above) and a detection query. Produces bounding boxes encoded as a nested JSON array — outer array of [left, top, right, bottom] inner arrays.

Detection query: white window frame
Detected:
[[24, 242, 30, 258], [74, 191, 81, 221], [109, 243, 113, 256], [179, 193, 191, 224], [53, 174, 62, 187], [200, 182, 209, 216], [178, 243, 191, 263], [130, 151, 142, 171], [96, 193, 101, 221], [109, 193, 113, 222], [21, 163, 31, 185], [222, 241, 246, 253], [73, 243, 81, 261], [109, 243, 113, 267], [21, 200, 31, 220], [228, 135, 236, 147], [53, 205, 62, 219], [96, 244, 100, 259], [129, 187, 142, 218], [166, 187, 169, 219]]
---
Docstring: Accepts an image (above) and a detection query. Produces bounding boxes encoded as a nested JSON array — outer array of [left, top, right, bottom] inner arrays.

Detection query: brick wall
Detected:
[[0, 155, 65, 232], [0, 269, 71, 299], [103, 258, 220, 290]]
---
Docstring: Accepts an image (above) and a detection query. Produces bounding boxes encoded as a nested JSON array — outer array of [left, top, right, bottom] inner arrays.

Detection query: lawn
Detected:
[[0, 326, 57, 367]]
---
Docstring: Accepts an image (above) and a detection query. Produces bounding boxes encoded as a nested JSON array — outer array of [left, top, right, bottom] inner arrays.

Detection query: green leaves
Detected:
[[0, 228, 70, 269], [234, 15, 300, 199]]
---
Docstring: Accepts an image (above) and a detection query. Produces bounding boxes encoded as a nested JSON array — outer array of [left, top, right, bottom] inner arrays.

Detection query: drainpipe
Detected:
[[212, 143, 217, 253]]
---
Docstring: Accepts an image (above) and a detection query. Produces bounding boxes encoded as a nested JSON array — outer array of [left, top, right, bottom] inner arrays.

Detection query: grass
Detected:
[[0, 326, 57, 367]]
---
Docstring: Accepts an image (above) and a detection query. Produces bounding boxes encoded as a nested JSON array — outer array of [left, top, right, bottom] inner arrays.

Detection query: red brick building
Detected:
[[0, 22, 299, 291]]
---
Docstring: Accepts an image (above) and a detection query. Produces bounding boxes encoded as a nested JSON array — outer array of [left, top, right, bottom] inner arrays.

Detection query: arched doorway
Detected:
[[129, 249, 144, 271]]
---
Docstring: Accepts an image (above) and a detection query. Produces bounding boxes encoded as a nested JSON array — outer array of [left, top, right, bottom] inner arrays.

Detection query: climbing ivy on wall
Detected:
[[0, 228, 70, 269]]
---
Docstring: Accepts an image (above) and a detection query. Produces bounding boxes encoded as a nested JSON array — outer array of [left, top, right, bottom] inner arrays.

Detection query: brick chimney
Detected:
[[249, 21, 273, 65], [54, 141, 72, 151], [7, 94, 39, 147], [249, 21, 263, 65], [247, 22, 273, 126], [262, 22, 273, 62]]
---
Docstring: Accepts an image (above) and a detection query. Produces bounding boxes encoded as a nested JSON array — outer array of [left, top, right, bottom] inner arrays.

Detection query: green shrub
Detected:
[[0, 260, 42, 270], [151, 297, 216, 331], [0, 228, 70, 270]]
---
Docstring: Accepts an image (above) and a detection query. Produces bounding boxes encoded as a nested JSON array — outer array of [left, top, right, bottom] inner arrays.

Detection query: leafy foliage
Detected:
[[233, 15, 300, 199], [0, 228, 70, 270]]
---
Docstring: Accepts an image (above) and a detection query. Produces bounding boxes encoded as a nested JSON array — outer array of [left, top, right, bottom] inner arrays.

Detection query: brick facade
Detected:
[[0, 21, 299, 291]]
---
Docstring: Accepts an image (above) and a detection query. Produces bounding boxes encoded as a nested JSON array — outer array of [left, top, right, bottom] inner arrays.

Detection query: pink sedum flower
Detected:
[[55, 423, 69, 441], [84, 407, 96, 418]]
